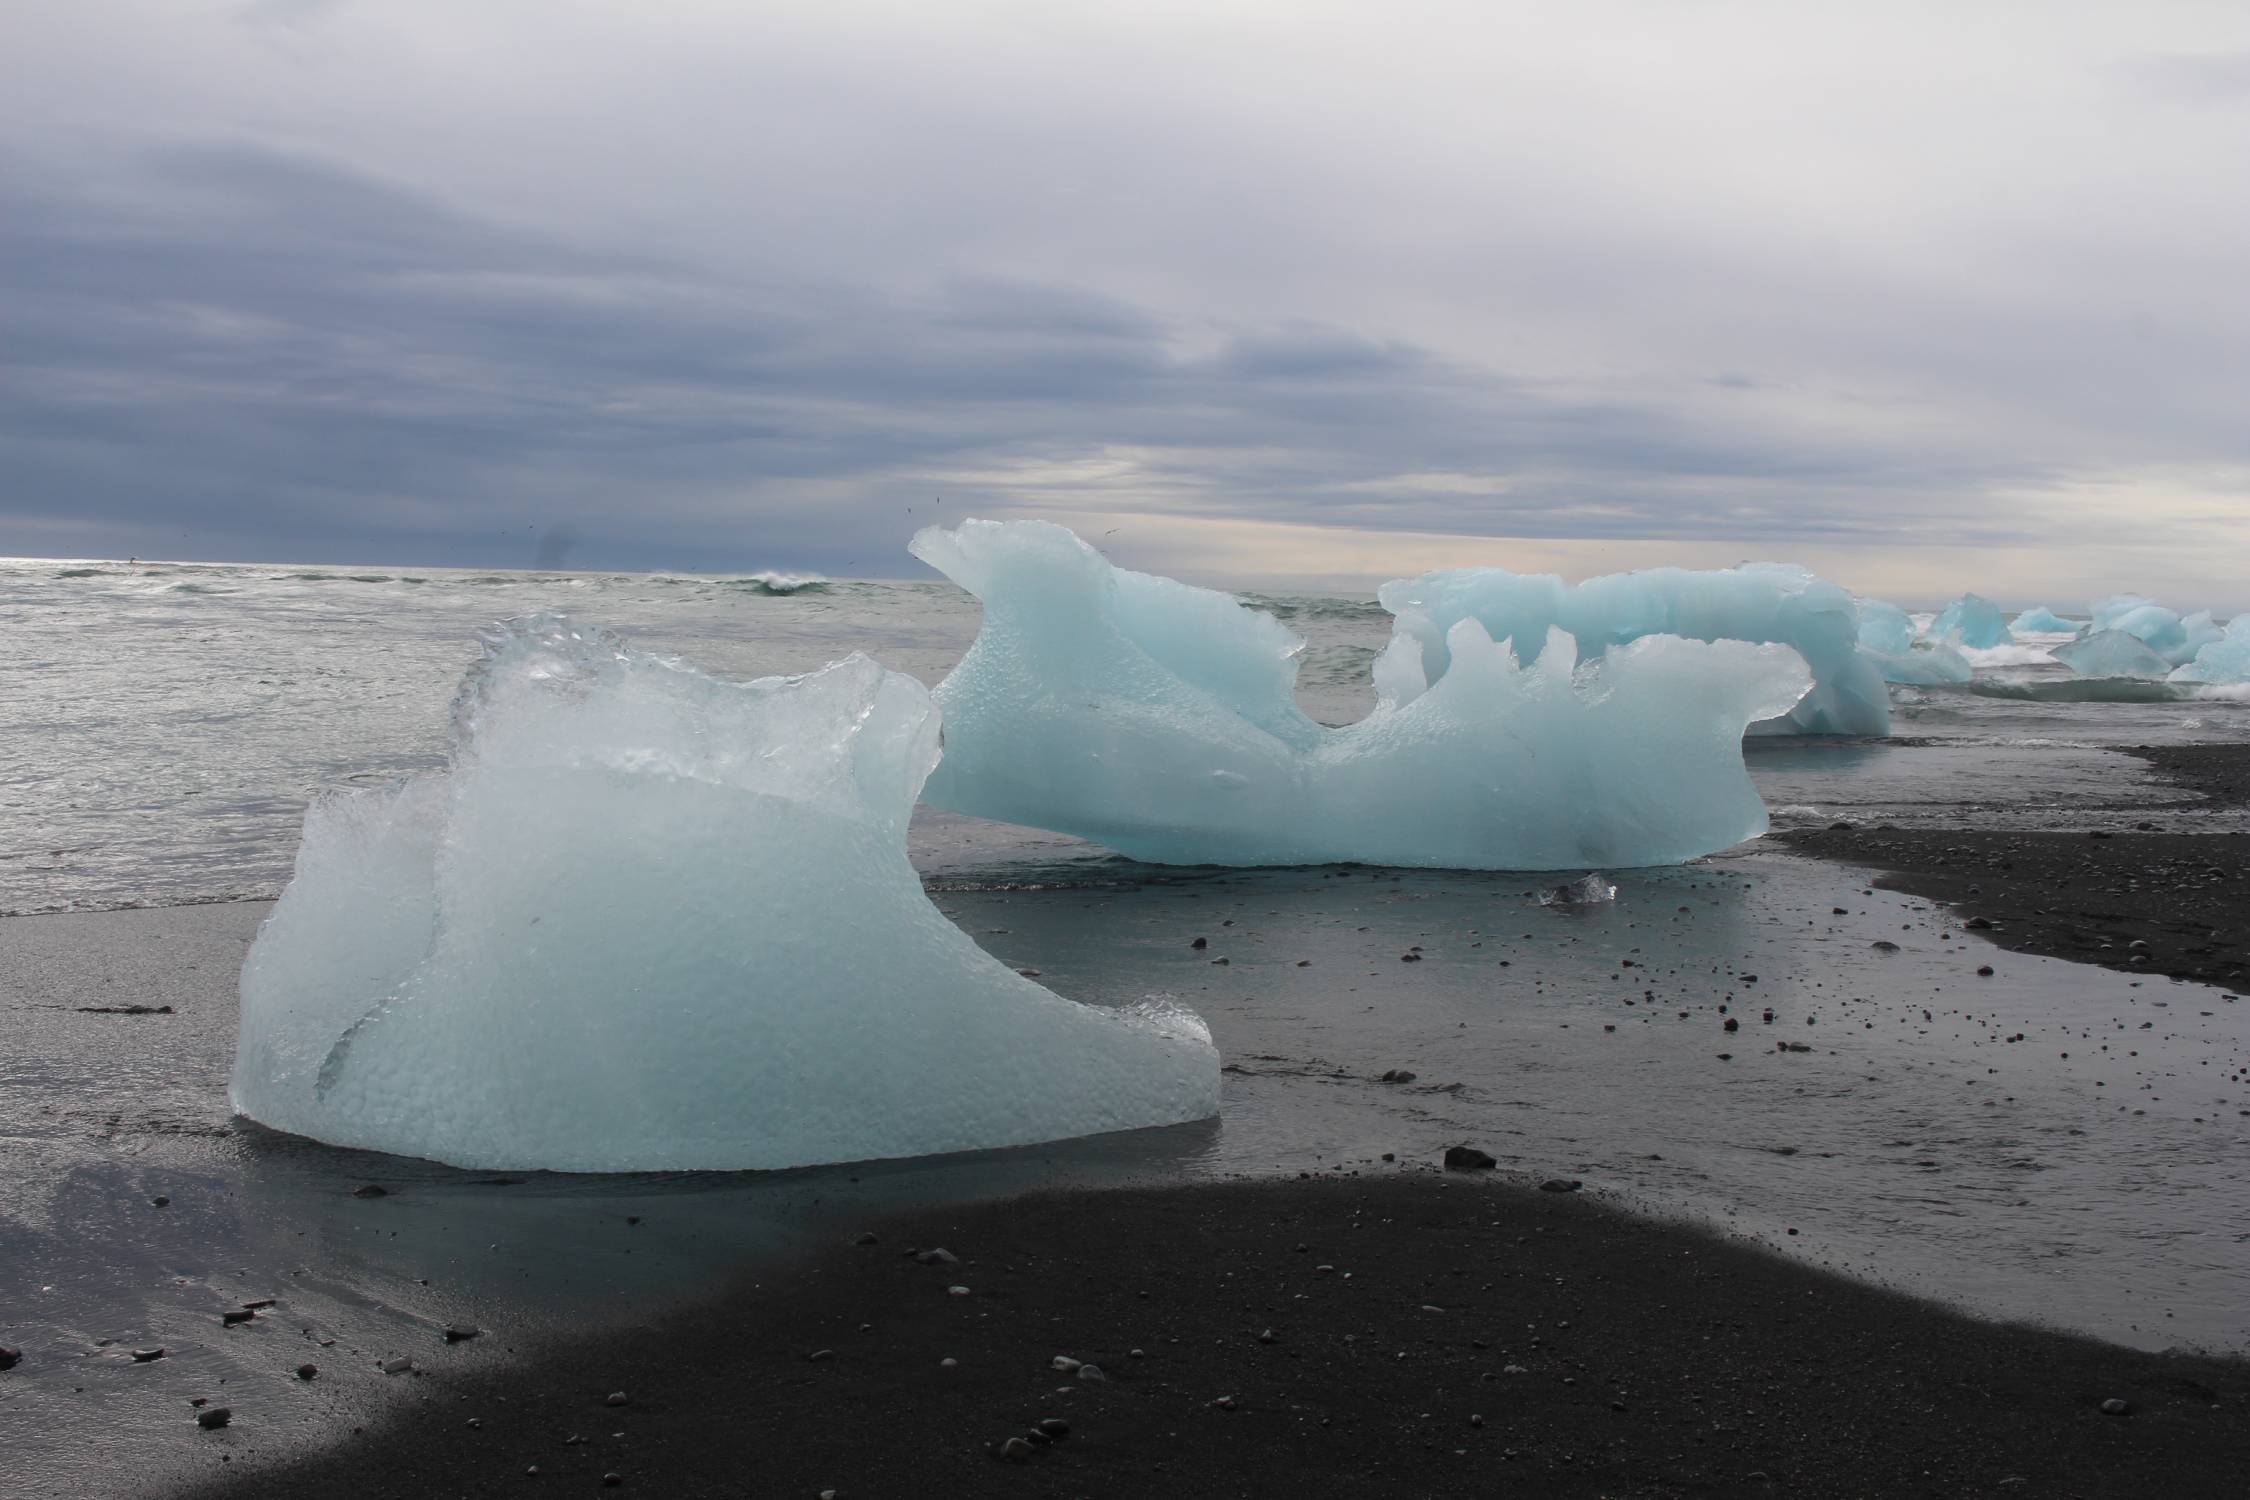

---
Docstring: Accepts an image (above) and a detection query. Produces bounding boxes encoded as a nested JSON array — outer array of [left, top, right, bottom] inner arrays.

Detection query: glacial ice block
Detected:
[[1925, 593, 2014, 649], [2051, 628, 2175, 679], [1856, 599, 1916, 656], [2011, 605, 2075, 635], [1869, 644, 1974, 685], [1377, 561, 1890, 736], [2169, 616, 2250, 684], [910, 519, 1813, 869], [232, 617, 1219, 1172]]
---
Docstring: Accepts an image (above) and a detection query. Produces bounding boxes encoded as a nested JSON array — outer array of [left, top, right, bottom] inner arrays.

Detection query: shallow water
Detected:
[[2, 557, 2246, 1496]]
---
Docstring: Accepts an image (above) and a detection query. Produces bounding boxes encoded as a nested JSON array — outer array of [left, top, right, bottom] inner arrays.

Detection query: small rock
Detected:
[[1399, 952, 1422, 963], [1022, 1429, 1051, 1446], [197, 1407, 232, 1429], [151, 1196, 170, 1208], [1051, 1355, 1082, 1372], [601, 1473, 622, 1488], [1190, 937, 1207, 950], [1038, 1418, 1069, 1437], [1213, 1395, 1238, 1410], [852, 1232, 879, 1246], [131, 1348, 166, 1363], [807, 1349, 834, 1363], [1723, 1017, 1739, 1033], [916, 1247, 960, 1266], [1871, 940, 1900, 952], [1076, 1363, 1107, 1382], [221, 1310, 255, 1326], [351, 1184, 389, 1199], [997, 1437, 1035, 1462], [443, 1325, 480, 1343], [1379, 1069, 1417, 1084], [2100, 1397, 2130, 1416], [605, 1391, 629, 1407], [295, 1364, 318, 1380], [381, 1357, 414, 1375], [1443, 1145, 1496, 1171], [947, 1285, 971, 1297], [1977, 965, 1994, 977], [1538, 1178, 1582, 1193]]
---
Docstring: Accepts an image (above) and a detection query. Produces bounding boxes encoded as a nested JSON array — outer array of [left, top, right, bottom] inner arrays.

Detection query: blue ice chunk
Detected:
[[2010, 606, 2075, 634], [2169, 616, 2250, 684], [1925, 593, 2014, 649], [2051, 628, 2175, 679], [2088, 597, 2222, 666], [1856, 599, 1916, 656], [1376, 560, 1890, 736], [911, 519, 1814, 869], [1870, 644, 1974, 685], [233, 616, 1219, 1171]]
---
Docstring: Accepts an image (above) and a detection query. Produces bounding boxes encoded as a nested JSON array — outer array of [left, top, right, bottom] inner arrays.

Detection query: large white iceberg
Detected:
[[233, 617, 1220, 1172], [2051, 628, 2176, 680], [1925, 593, 2014, 649], [911, 519, 1813, 869], [1376, 561, 1890, 736], [2011, 605, 2075, 634], [2169, 616, 2250, 684]]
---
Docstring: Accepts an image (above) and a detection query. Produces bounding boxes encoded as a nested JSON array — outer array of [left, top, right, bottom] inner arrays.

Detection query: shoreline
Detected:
[[1777, 744, 2250, 990], [175, 1171, 2249, 1499]]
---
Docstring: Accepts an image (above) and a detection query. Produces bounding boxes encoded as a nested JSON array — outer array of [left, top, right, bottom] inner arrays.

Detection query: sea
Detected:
[[2, 557, 2246, 1496]]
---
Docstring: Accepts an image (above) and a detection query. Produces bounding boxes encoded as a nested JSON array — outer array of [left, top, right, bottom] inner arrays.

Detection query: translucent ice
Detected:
[[1924, 593, 2014, 649], [1869, 643, 1974, 685], [1376, 561, 1889, 736], [2088, 597, 2222, 666], [2051, 628, 2175, 679], [2169, 616, 2250, 684], [233, 616, 1219, 1172], [1856, 599, 1916, 656], [2010, 605, 2075, 634], [911, 519, 1813, 869]]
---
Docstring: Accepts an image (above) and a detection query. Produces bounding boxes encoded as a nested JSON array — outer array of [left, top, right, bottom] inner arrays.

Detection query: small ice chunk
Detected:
[[911, 520, 1812, 870], [1924, 593, 2014, 649], [2051, 629, 2174, 680], [232, 616, 1219, 1171], [2010, 605, 2074, 634], [1538, 874, 1618, 906]]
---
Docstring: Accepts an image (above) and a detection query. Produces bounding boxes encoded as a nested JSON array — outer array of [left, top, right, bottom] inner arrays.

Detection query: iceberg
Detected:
[[1856, 599, 1917, 656], [232, 616, 1220, 1172], [2051, 628, 2175, 680], [1375, 561, 1890, 736], [1925, 593, 2014, 649], [2169, 616, 2250, 684], [911, 519, 1813, 869], [2010, 605, 2075, 634], [2087, 597, 2223, 666]]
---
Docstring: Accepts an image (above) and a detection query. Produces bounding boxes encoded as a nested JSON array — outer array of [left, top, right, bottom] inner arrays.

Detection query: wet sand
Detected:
[[171, 1173, 2249, 1500], [1781, 745, 2250, 988]]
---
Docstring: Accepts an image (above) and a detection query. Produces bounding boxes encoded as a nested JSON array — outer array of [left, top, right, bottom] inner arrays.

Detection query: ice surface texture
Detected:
[[1856, 600, 1917, 656], [1925, 593, 2014, 649], [2087, 595, 2221, 666], [233, 616, 1219, 1172], [1377, 561, 1889, 736], [2052, 629, 2176, 679], [2169, 616, 2250, 684], [911, 520, 1812, 869], [2011, 605, 2075, 634]]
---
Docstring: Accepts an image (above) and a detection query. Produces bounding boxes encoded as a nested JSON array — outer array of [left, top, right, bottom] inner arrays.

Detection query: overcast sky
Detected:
[[3, 1, 2247, 602]]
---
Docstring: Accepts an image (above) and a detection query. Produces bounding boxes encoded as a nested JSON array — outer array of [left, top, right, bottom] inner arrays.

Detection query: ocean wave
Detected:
[[1964, 679, 2195, 704], [733, 570, 829, 596]]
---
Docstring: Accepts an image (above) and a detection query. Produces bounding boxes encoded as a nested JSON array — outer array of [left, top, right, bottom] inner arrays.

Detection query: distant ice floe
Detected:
[[2011, 605, 2076, 634], [2052, 629, 2175, 680], [911, 519, 1813, 870], [2169, 615, 2250, 685], [233, 616, 1218, 1172]]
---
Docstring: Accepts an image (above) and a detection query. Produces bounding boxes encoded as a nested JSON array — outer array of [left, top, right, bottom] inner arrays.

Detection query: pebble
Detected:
[[1442, 1145, 1496, 1171], [1538, 1178, 1583, 1193], [221, 1310, 255, 1325], [605, 1391, 629, 1406], [295, 1364, 318, 1380], [2100, 1397, 2130, 1416], [0, 1347, 19, 1371], [443, 1324, 480, 1342], [1051, 1355, 1082, 1372], [916, 1247, 960, 1265], [130, 1347, 166, 1362], [196, 1407, 232, 1429], [807, 1349, 834, 1363], [1380, 1069, 1417, 1083], [852, 1232, 879, 1246], [998, 1437, 1035, 1462], [1076, 1363, 1107, 1382], [947, 1285, 971, 1297], [381, 1357, 414, 1375], [602, 1472, 622, 1487], [151, 1196, 170, 1208], [1038, 1418, 1070, 1437], [350, 1184, 389, 1198]]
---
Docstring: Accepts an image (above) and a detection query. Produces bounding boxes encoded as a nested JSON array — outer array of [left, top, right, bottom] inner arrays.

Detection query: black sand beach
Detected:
[[172, 1174, 2248, 1500], [1782, 745, 2250, 988]]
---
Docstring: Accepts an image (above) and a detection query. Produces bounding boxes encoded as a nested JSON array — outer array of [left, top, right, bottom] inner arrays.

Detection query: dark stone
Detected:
[[853, 1232, 879, 1246], [1723, 1018, 1739, 1033], [1379, 1069, 1417, 1084], [351, 1184, 389, 1198], [197, 1407, 232, 1429], [296, 1364, 318, 1380], [131, 1348, 166, 1362], [1190, 937, 1207, 949], [916, 1247, 960, 1265], [443, 1325, 480, 1343], [221, 1310, 255, 1325], [1539, 1178, 1583, 1193], [998, 1437, 1036, 1462], [151, 1196, 170, 1207], [2100, 1398, 2130, 1416], [1443, 1145, 1496, 1171], [1038, 1419, 1070, 1437]]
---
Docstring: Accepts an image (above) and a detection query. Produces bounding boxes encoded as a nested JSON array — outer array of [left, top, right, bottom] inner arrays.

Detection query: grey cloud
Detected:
[[2112, 50, 2250, 103]]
